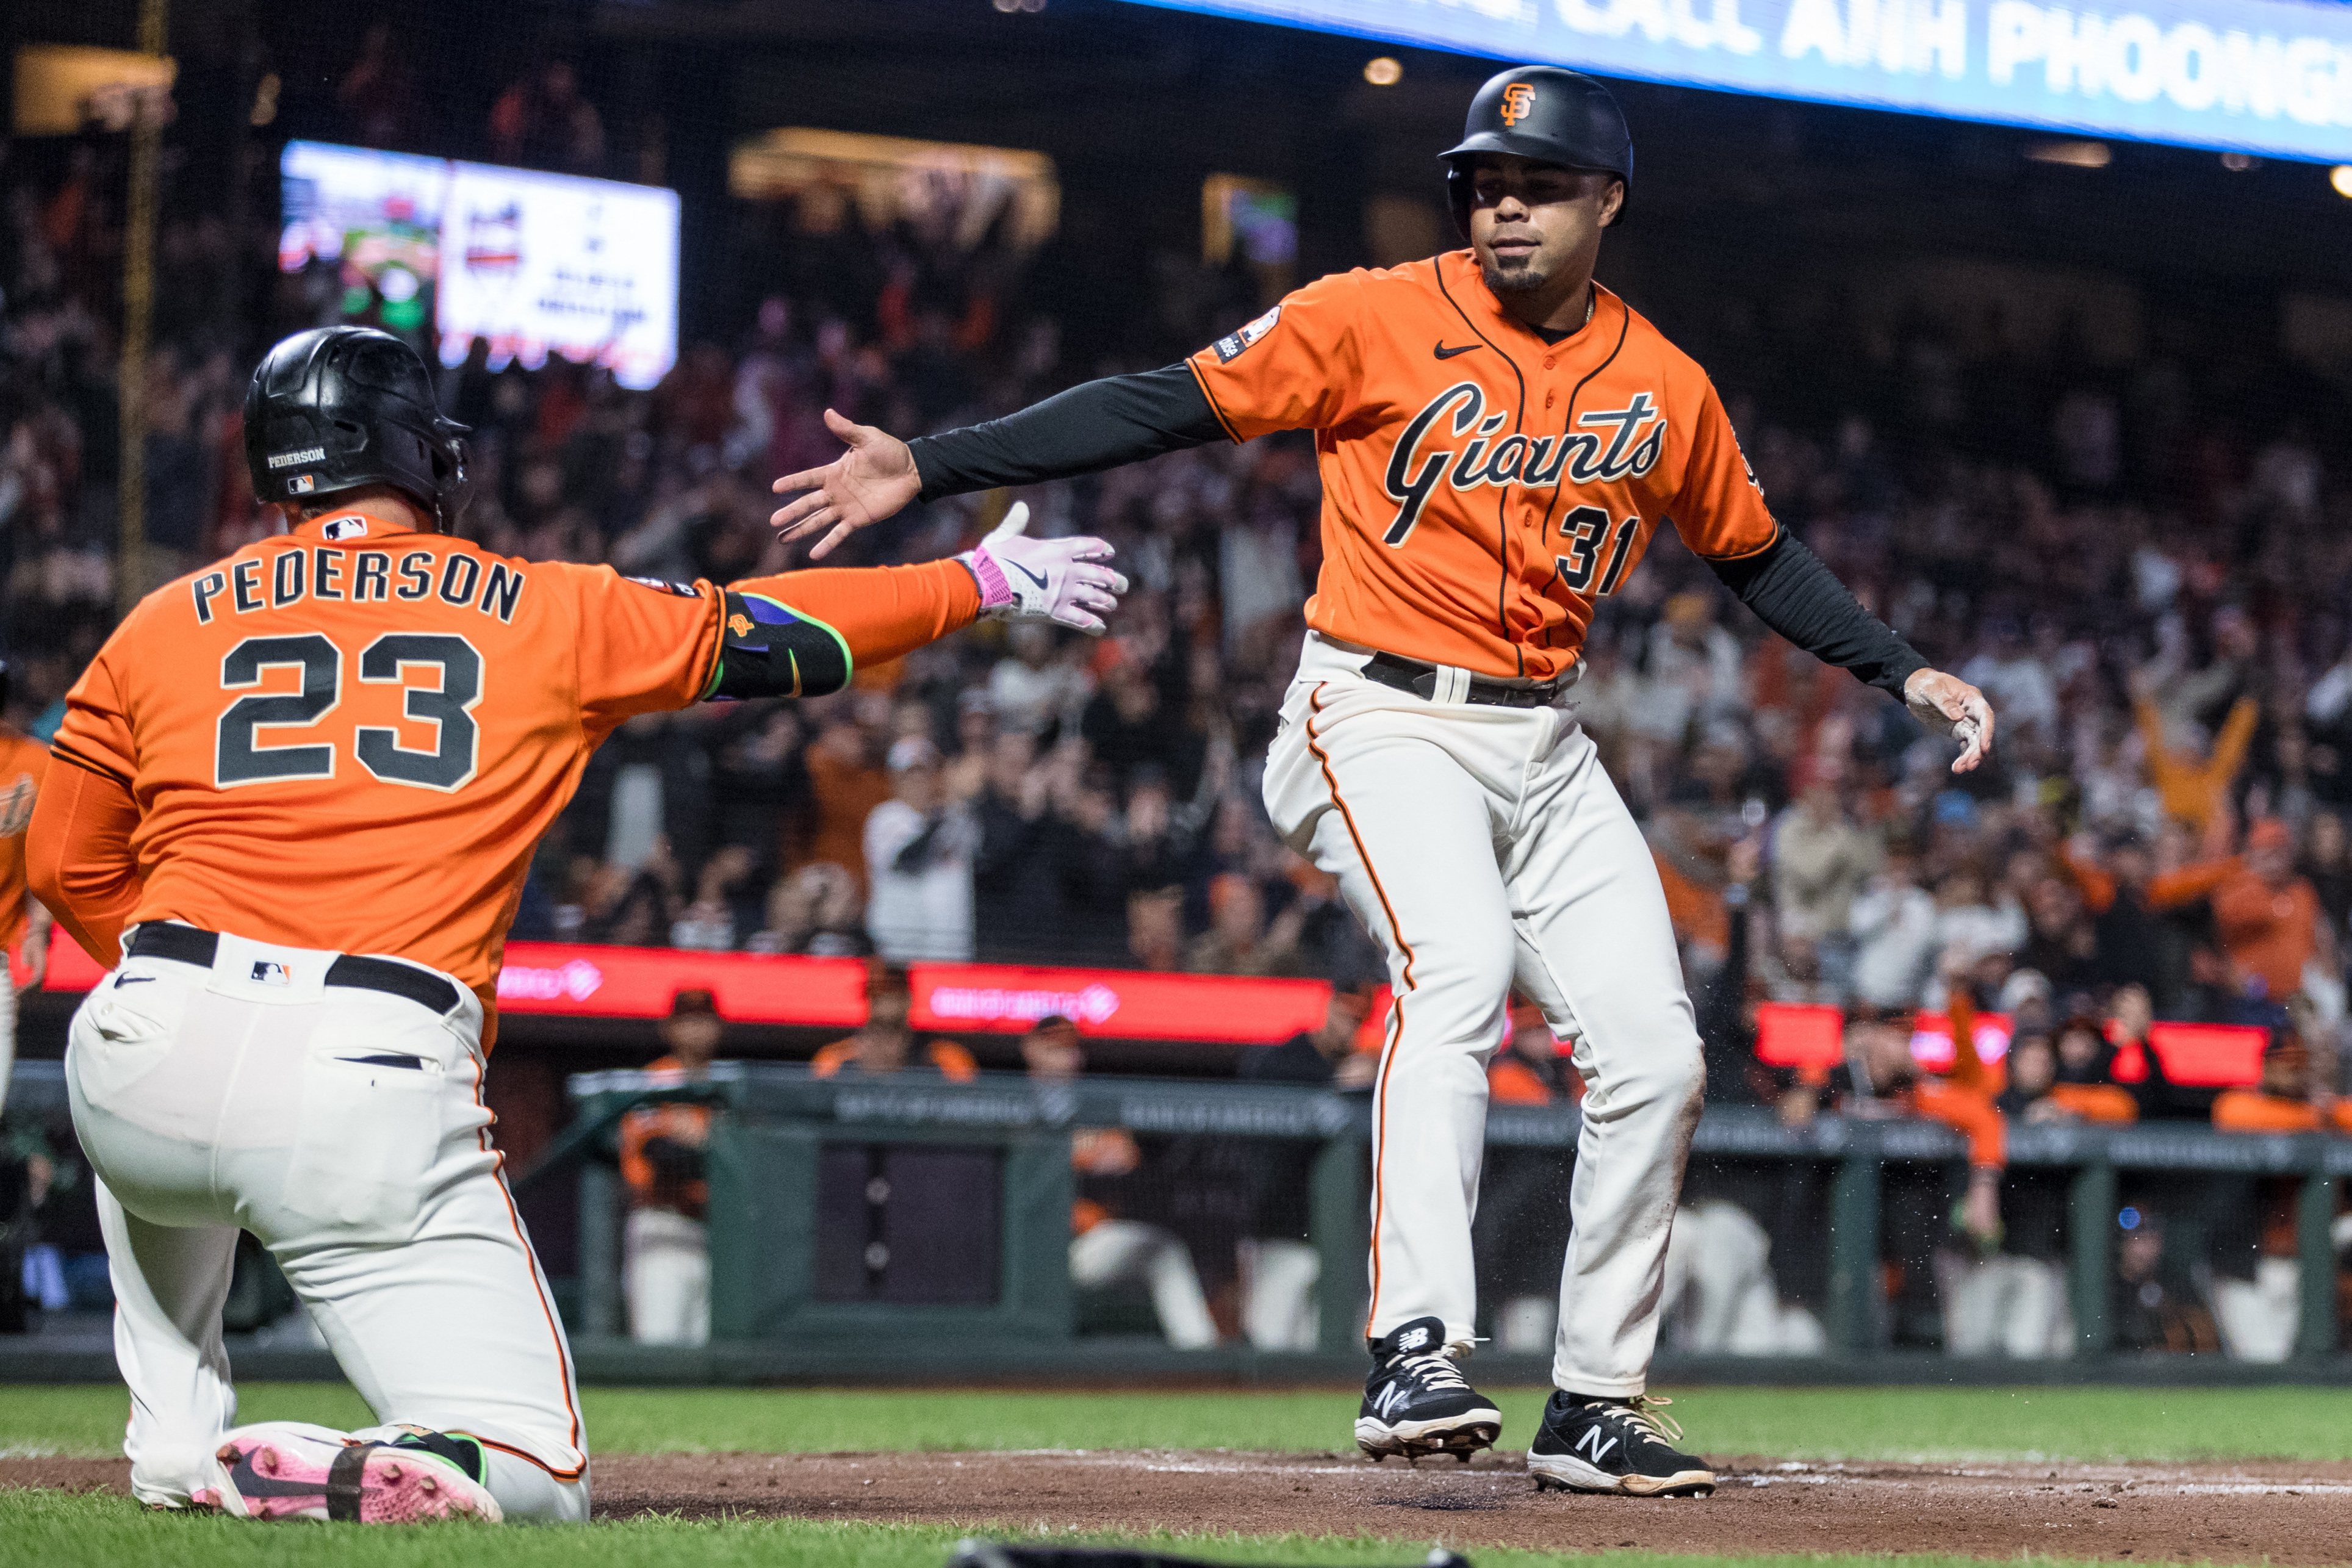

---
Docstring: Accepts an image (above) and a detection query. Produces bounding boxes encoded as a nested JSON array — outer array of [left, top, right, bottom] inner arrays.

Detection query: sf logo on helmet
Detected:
[[1500, 82, 1536, 125]]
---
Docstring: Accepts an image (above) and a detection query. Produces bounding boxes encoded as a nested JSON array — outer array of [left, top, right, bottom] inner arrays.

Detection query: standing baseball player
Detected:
[[29, 326, 1125, 1525], [0, 669, 52, 1117], [773, 66, 1993, 1495]]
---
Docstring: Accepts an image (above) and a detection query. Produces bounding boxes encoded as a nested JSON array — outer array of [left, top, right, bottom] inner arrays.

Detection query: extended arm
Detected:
[[1707, 531, 1993, 773], [708, 503, 1130, 702], [27, 758, 144, 966], [770, 369, 1224, 557]]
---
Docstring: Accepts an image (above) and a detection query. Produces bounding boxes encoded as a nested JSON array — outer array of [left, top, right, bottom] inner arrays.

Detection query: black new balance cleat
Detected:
[[1354, 1316, 1502, 1462], [1528, 1392, 1715, 1497]]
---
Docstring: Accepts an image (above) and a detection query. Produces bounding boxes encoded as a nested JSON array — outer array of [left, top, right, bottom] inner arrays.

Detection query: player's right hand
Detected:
[[1903, 667, 1995, 775], [769, 408, 922, 559]]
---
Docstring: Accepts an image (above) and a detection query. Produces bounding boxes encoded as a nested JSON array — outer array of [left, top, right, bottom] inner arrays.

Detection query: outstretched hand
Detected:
[[960, 503, 1130, 636], [1904, 667, 1995, 774], [769, 409, 922, 559]]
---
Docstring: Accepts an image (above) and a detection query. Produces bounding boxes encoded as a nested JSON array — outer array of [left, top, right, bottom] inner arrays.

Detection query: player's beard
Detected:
[[1476, 246, 1553, 296]]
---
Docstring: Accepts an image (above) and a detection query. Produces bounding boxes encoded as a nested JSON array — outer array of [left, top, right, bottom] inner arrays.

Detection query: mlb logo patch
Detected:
[[1212, 304, 1282, 363], [287, 475, 317, 495], [322, 516, 368, 541], [251, 961, 292, 987]]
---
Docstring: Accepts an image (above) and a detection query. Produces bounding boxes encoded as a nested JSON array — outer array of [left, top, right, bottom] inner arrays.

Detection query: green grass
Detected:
[[0, 1488, 2233, 1568], [3, 1383, 2347, 1464]]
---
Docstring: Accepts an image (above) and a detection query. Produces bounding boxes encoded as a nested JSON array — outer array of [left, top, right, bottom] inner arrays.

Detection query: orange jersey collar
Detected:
[[281, 499, 434, 545], [1440, 250, 1625, 359]]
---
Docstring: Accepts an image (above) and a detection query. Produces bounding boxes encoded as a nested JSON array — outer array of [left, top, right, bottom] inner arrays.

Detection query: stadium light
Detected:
[[2332, 165, 2352, 199], [2026, 139, 2111, 169], [1363, 56, 1402, 87], [2220, 153, 2258, 173]]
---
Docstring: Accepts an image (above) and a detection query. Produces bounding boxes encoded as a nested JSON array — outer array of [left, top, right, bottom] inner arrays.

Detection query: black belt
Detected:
[[1361, 650, 1564, 710], [128, 922, 462, 1016]]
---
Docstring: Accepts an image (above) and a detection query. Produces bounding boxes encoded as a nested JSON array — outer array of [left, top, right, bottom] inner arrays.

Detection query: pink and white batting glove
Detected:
[[958, 503, 1129, 636]]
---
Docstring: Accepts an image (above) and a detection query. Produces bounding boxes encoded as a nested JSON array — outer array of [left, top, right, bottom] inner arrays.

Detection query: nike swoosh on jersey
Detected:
[[1010, 561, 1049, 591], [1433, 343, 1480, 359]]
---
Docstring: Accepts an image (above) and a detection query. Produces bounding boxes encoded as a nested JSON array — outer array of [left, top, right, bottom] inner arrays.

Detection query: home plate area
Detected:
[[13, 1448, 2352, 1559]]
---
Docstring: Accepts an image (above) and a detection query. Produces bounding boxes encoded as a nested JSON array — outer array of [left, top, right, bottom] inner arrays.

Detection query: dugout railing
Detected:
[[553, 1064, 2350, 1361]]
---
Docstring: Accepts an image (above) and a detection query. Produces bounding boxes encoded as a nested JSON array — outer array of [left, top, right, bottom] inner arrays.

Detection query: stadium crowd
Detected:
[[7, 77, 2352, 1355]]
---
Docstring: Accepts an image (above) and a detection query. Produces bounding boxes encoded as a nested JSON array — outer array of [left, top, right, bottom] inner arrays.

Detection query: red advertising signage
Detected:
[[1752, 1001, 2265, 1088], [38, 939, 1335, 1045]]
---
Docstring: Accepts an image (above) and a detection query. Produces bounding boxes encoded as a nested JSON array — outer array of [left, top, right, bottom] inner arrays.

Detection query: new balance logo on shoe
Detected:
[[1396, 1325, 1431, 1351], [1372, 1384, 1410, 1420], [1574, 1426, 1619, 1464]]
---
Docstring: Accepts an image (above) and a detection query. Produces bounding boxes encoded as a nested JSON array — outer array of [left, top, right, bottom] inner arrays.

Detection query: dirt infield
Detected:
[[12, 1448, 2352, 1560]]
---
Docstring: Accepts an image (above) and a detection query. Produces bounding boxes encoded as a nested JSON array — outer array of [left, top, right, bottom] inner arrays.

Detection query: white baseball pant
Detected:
[[64, 928, 588, 1522], [624, 1207, 711, 1347], [1264, 631, 1704, 1397], [0, 965, 16, 1117]]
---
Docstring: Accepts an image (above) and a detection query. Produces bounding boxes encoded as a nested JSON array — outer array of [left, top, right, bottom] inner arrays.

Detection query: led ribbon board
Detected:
[[1121, 0, 2352, 161]]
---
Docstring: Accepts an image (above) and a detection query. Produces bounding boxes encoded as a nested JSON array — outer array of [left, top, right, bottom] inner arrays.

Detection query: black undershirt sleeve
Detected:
[[1705, 529, 1929, 698], [908, 364, 1230, 503]]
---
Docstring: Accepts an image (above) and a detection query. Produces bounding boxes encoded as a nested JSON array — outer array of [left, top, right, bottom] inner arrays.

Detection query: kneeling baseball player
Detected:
[[30, 326, 1125, 1523], [772, 66, 1993, 1495]]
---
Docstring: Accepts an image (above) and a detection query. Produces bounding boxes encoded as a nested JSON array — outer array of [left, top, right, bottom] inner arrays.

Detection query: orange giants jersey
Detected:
[[46, 504, 725, 1019], [42, 500, 977, 1031], [0, 730, 48, 948], [1189, 253, 1776, 682]]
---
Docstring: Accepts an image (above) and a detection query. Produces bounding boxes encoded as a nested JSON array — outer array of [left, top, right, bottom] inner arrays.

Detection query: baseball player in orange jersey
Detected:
[[27, 326, 1126, 1524], [0, 682, 53, 1117], [774, 65, 1993, 1495]]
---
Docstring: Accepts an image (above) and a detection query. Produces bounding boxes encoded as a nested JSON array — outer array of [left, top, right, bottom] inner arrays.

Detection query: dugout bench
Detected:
[[5, 1059, 2342, 1372], [547, 1064, 2352, 1359]]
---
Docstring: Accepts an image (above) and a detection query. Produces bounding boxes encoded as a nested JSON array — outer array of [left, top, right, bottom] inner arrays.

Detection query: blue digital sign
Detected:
[[1120, 0, 2352, 162]]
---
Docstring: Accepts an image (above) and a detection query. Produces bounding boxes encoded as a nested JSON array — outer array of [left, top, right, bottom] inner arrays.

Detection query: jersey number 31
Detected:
[[214, 632, 481, 792]]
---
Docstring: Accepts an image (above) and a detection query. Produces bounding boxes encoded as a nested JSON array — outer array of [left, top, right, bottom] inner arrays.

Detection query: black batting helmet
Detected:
[[243, 326, 471, 529], [1441, 65, 1634, 238]]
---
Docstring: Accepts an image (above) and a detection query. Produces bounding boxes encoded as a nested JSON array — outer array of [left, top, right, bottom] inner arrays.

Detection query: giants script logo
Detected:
[[1500, 83, 1536, 125], [1383, 382, 1665, 546]]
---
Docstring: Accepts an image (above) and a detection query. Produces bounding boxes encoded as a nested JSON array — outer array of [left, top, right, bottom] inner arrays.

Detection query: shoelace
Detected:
[[1396, 1350, 1471, 1392], [1588, 1394, 1686, 1445]]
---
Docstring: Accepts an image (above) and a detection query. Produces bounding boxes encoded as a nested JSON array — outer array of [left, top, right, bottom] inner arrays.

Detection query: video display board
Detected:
[[279, 142, 680, 390], [1124, 0, 2352, 162]]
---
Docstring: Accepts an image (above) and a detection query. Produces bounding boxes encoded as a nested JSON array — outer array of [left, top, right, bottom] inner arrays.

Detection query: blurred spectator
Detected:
[[750, 861, 870, 956], [865, 737, 977, 961], [488, 61, 606, 173], [801, 702, 893, 898], [617, 989, 722, 1347], [337, 23, 419, 149], [2110, 1209, 2220, 1355], [1770, 762, 1879, 982], [811, 964, 977, 1081], [1025, 1015, 1217, 1349], [2134, 677, 2258, 834], [1184, 872, 1307, 977], [2213, 819, 2330, 1006], [1782, 998, 2013, 1352]]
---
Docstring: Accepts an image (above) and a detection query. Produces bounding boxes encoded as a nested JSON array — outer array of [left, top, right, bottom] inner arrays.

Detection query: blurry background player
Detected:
[[1234, 982, 1377, 1350], [767, 63, 1991, 1494], [29, 326, 1126, 1526], [811, 962, 977, 1082], [618, 988, 725, 1348], [1023, 1013, 1217, 1350], [0, 664, 51, 1119]]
